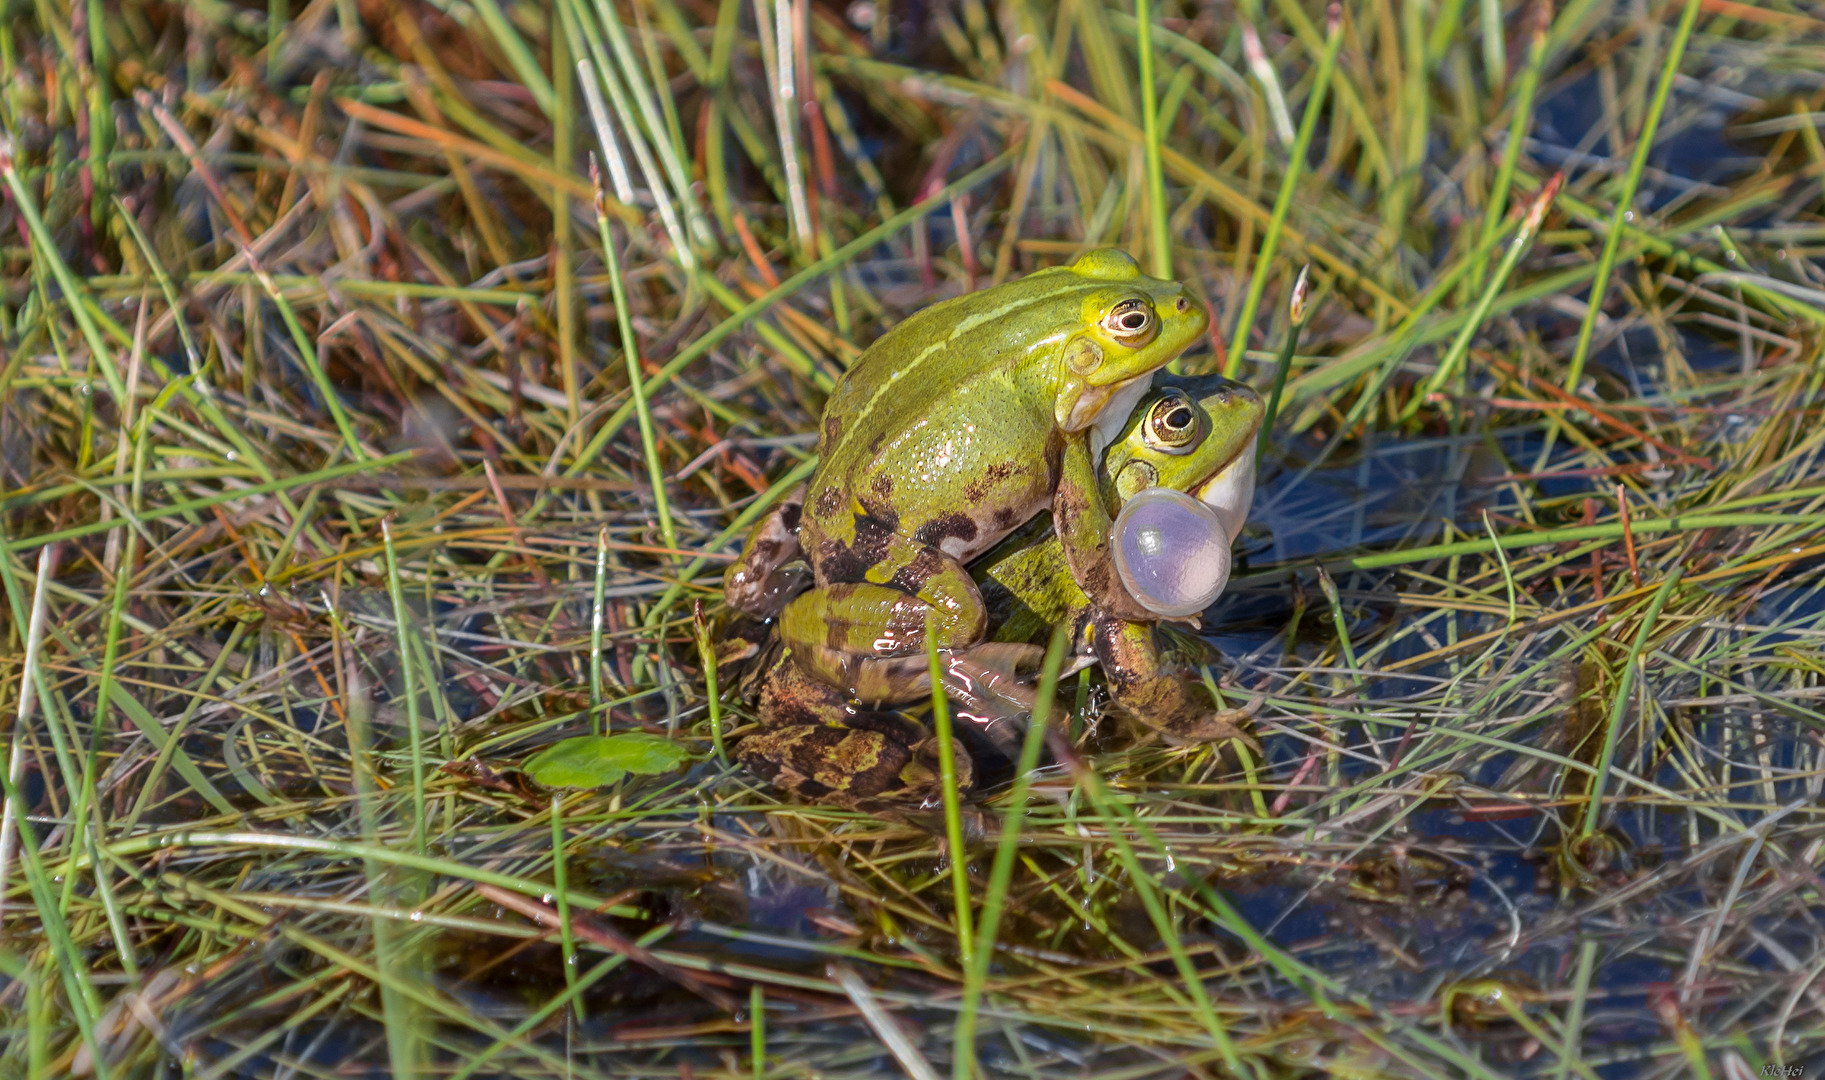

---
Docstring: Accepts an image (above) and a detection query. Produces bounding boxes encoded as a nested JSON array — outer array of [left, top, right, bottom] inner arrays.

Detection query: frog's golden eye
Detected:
[[1143, 392, 1201, 451], [1103, 299, 1158, 346]]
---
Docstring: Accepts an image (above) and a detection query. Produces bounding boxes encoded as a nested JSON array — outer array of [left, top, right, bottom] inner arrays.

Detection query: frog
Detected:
[[731, 375, 1261, 809], [726, 249, 1208, 715], [974, 373, 1262, 744]]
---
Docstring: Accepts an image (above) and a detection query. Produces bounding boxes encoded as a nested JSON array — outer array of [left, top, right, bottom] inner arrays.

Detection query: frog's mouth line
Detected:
[[1190, 441, 1257, 540]]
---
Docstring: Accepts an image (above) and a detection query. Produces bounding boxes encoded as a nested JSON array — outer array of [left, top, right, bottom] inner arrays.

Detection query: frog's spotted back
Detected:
[[1067, 248, 1143, 281]]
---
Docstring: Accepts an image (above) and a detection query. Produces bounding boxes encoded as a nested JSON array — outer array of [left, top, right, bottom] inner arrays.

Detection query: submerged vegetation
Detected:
[[3, 0, 1825, 1073]]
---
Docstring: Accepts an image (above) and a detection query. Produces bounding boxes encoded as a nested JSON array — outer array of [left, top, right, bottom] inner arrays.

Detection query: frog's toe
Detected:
[[724, 489, 810, 617]]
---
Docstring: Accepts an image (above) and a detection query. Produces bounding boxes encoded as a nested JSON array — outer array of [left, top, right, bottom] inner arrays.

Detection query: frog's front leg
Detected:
[[1053, 434, 1158, 623], [1089, 612, 1255, 746]]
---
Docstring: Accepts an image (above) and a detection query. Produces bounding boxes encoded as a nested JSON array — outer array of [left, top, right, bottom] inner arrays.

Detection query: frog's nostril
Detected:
[[1176, 297, 1189, 312]]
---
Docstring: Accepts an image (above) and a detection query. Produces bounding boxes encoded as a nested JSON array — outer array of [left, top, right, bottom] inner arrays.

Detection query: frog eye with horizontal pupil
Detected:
[[1102, 299, 1158, 345], [1143, 394, 1200, 450]]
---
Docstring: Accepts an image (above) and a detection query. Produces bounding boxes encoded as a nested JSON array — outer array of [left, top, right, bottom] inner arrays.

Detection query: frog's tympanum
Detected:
[[727, 250, 1208, 714], [730, 375, 1261, 809]]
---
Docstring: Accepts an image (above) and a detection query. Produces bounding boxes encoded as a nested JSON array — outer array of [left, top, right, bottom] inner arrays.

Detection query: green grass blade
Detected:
[[1257, 264, 1310, 460], [590, 161, 678, 555], [1135, 0, 1171, 277], [1223, 8, 1342, 378], [1581, 566, 1685, 837], [381, 519, 428, 853], [926, 624, 976, 975], [954, 623, 1070, 1079], [1563, 0, 1704, 390], [1473, 6, 1549, 290]]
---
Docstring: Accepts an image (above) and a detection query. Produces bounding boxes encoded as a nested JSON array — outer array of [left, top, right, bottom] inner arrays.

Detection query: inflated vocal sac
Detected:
[[1110, 488, 1233, 619]]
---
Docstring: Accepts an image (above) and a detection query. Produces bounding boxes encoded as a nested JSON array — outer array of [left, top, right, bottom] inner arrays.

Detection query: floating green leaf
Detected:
[[522, 733, 693, 789]]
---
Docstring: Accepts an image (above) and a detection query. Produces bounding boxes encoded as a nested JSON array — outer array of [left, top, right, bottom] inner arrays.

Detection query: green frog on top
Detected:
[[726, 249, 1208, 705]]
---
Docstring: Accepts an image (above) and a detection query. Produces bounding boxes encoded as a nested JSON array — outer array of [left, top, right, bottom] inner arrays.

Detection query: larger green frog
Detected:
[[734, 376, 1260, 809], [727, 249, 1208, 706]]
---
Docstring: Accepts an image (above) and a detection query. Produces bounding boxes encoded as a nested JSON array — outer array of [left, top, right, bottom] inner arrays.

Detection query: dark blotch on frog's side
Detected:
[[886, 547, 948, 596], [963, 460, 1020, 503], [813, 486, 844, 519], [816, 514, 896, 581], [911, 512, 979, 550]]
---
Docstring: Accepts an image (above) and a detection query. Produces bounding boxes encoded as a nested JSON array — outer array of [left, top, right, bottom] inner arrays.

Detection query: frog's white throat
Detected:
[[1087, 377, 1154, 461], [1192, 442, 1256, 540]]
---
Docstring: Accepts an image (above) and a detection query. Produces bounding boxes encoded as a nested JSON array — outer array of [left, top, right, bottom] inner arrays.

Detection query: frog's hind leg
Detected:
[[843, 642, 1050, 706], [799, 519, 992, 650], [781, 578, 1043, 683], [834, 641, 1064, 759], [779, 581, 948, 677], [779, 620, 1065, 761]]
